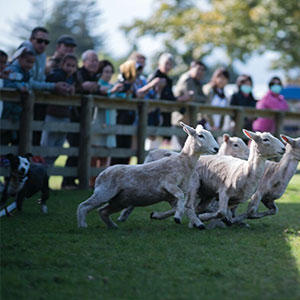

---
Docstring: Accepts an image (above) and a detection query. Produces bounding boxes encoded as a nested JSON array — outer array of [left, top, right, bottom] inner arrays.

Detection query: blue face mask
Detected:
[[240, 85, 252, 94], [270, 84, 282, 94]]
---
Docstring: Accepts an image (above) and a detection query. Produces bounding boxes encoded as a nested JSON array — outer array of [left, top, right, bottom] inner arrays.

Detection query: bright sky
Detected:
[[0, 0, 285, 95]]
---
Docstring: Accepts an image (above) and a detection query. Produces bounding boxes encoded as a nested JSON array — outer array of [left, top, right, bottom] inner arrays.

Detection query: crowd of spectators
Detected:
[[0, 26, 289, 189]]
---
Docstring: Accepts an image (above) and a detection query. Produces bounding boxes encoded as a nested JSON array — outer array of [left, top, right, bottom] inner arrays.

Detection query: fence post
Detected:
[[188, 105, 198, 127], [137, 101, 148, 164], [78, 95, 93, 189], [233, 108, 244, 137], [274, 111, 284, 138], [19, 91, 34, 155]]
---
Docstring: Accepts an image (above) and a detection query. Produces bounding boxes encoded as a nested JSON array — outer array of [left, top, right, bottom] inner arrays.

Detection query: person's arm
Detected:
[[29, 77, 55, 91]]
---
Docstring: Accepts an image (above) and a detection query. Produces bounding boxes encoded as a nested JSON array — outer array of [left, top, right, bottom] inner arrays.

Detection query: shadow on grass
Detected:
[[1, 191, 300, 300]]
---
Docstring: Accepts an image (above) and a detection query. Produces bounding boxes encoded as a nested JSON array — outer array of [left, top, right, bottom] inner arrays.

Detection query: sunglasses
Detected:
[[34, 38, 50, 45]]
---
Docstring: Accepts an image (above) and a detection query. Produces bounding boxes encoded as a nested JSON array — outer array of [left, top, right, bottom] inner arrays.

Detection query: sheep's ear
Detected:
[[280, 134, 294, 145], [180, 122, 195, 136], [243, 129, 258, 141], [196, 124, 203, 131], [223, 133, 230, 143]]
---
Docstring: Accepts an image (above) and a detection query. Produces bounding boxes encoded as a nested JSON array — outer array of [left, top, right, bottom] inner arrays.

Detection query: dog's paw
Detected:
[[41, 205, 48, 214]]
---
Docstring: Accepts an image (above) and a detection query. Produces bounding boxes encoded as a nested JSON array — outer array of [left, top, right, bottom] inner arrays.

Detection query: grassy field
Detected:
[[1, 171, 299, 300]]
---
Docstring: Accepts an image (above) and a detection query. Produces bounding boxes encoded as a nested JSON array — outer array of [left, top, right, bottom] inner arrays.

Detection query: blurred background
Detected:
[[1, 0, 299, 101]]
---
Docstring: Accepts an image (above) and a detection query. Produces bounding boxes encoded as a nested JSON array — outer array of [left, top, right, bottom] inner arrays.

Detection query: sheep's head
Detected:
[[280, 135, 300, 161], [180, 122, 219, 155], [243, 130, 285, 159], [219, 134, 249, 160]]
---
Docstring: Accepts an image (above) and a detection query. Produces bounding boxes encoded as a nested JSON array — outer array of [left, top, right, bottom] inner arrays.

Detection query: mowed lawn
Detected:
[[1, 172, 299, 300]]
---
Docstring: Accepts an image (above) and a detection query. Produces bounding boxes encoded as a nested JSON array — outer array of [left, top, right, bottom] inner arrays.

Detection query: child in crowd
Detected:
[[41, 54, 78, 166], [89, 60, 124, 187], [2, 48, 35, 145], [203, 67, 230, 131]]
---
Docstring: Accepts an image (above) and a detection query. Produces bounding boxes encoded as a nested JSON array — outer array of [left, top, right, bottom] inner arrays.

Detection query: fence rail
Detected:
[[1, 89, 299, 188]]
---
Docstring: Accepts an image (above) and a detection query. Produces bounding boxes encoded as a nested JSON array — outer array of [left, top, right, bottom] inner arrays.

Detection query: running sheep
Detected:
[[77, 122, 219, 229]]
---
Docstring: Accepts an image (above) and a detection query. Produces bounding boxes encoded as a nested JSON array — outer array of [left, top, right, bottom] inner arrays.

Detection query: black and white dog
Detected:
[[0, 153, 49, 216]]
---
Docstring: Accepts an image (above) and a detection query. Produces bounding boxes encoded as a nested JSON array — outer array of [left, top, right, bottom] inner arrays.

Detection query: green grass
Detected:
[[1, 174, 300, 300]]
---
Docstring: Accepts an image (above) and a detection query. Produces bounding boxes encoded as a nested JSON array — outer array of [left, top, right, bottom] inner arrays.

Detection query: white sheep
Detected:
[[234, 134, 300, 221], [217, 133, 249, 160], [195, 130, 285, 225], [144, 133, 249, 163], [145, 133, 250, 223], [77, 122, 219, 229]]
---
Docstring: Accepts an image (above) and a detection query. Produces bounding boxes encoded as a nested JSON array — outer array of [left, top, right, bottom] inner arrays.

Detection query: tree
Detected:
[[122, 0, 300, 78], [45, 0, 103, 56], [11, 0, 103, 56]]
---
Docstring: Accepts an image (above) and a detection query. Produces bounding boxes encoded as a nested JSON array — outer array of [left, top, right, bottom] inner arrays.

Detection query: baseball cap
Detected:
[[57, 35, 77, 46]]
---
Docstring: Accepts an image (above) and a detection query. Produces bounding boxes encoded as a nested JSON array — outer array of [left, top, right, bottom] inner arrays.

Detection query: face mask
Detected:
[[240, 85, 252, 94], [270, 84, 282, 94]]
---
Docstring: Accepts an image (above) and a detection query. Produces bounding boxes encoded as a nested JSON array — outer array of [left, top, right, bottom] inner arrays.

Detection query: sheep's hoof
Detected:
[[174, 217, 181, 224], [194, 224, 206, 230], [237, 222, 250, 228], [221, 217, 233, 226]]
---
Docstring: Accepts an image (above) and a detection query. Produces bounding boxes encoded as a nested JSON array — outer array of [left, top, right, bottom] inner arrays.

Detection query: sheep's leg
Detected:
[[248, 200, 278, 219], [77, 188, 111, 228], [150, 207, 176, 220], [162, 185, 185, 224], [117, 206, 135, 222], [246, 192, 263, 217], [98, 203, 123, 229], [150, 199, 177, 220], [185, 189, 205, 230], [198, 192, 230, 222]]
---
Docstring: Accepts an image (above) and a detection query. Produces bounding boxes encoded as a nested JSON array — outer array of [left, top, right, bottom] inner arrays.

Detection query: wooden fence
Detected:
[[1, 89, 300, 188]]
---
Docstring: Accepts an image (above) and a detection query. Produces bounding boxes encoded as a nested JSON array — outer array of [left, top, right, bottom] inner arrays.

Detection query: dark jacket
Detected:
[[230, 91, 256, 108], [230, 91, 257, 130], [148, 69, 176, 101], [46, 69, 76, 118]]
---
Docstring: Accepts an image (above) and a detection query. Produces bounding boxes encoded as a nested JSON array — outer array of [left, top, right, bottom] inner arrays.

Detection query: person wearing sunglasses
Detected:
[[13, 27, 71, 145]]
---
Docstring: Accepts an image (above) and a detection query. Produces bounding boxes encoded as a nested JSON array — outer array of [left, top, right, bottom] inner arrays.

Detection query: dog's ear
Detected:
[[5, 153, 15, 161], [24, 153, 33, 160]]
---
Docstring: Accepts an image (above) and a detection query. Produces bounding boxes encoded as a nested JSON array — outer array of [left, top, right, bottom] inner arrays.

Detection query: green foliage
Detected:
[[122, 0, 300, 76], [1, 174, 300, 299], [45, 0, 103, 57], [11, 0, 103, 57]]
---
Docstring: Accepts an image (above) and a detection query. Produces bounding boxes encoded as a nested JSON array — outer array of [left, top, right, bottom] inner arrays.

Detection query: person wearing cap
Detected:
[[46, 34, 77, 74], [14, 27, 71, 145]]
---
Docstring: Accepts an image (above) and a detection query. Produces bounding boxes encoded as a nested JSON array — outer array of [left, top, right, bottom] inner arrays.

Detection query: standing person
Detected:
[[252, 76, 289, 134], [203, 67, 230, 131], [89, 59, 125, 186], [147, 53, 190, 145], [41, 54, 78, 167], [173, 60, 207, 146], [46, 35, 77, 74], [2, 48, 35, 145], [230, 74, 257, 131], [110, 60, 138, 166], [147, 53, 176, 134], [14, 27, 70, 146], [62, 50, 107, 189]]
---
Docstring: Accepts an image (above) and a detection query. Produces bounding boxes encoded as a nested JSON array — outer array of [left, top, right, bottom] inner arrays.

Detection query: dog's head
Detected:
[[5, 153, 32, 177]]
